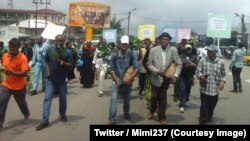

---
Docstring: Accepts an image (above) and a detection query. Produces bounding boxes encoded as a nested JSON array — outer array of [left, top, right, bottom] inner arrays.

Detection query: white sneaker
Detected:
[[98, 92, 104, 97], [179, 107, 185, 113]]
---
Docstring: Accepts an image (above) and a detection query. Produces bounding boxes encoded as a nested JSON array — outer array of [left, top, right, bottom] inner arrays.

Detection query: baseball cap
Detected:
[[120, 35, 129, 44], [185, 44, 192, 49], [206, 45, 218, 51]]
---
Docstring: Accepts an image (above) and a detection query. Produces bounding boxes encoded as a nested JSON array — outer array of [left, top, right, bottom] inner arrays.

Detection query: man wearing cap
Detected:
[[176, 44, 198, 113], [196, 44, 226, 125], [108, 35, 139, 125], [147, 32, 182, 124]]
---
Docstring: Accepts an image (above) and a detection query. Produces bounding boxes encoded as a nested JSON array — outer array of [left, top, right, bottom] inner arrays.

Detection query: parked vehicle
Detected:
[[243, 51, 250, 65]]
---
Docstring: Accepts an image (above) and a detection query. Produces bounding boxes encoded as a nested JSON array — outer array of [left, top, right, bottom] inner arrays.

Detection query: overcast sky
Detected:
[[1, 0, 250, 36]]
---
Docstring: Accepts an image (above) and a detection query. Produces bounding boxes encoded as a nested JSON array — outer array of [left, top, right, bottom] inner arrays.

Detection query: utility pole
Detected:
[[40, 0, 51, 27], [33, 0, 50, 36], [235, 13, 248, 49], [7, 0, 13, 9], [33, 0, 39, 36], [7, 0, 13, 25], [127, 8, 136, 36]]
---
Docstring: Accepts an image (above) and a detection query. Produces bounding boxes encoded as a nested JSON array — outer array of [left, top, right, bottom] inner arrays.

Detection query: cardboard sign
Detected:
[[41, 24, 66, 40]]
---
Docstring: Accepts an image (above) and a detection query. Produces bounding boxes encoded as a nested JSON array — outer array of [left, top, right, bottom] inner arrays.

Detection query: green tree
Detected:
[[110, 15, 126, 41]]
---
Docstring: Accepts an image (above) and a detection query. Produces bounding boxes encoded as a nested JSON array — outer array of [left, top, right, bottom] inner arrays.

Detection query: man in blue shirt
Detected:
[[36, 34, 73, 130], [229, 43, 246, 93], [30, 36, 49, 95], [108, 35, 139, 125]]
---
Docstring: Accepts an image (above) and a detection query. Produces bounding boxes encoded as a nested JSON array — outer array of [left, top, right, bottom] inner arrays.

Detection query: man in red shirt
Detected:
[[0, 38, 30, 130]]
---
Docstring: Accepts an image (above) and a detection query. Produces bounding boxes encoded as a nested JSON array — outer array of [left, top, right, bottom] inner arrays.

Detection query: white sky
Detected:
[[1, 0, 250, 36]]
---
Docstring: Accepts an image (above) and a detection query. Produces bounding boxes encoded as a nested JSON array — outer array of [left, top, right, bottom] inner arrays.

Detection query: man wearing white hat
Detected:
[[108, 35, 139, 125], [176, 44, 198, 113]]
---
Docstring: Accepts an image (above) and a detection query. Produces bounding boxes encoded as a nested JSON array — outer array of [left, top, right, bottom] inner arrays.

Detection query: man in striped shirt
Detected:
[[196, 45, 226, 125]]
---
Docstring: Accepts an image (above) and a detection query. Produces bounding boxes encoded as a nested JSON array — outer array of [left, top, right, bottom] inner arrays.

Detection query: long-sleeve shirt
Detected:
[[196, 56, 226, 96], [92, 48, 108, 69], [110, 49, 139, 82], [31, 43, 49, 67], [230, 47, 246, 68]]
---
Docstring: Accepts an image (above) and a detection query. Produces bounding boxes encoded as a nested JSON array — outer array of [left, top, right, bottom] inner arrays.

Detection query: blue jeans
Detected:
[[42, 79, 67, 123], [109, 83, 132, 122], [176, 77, 192, 107], [32, 62, 46, 91]]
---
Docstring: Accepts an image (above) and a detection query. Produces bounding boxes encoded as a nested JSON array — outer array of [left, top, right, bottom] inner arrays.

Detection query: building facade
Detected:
[[0, 8, 66, 26]]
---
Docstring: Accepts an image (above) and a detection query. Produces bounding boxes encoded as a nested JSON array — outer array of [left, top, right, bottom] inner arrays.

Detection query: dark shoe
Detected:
[[124, 113, 130, 120], [230, 90, 238, 93], [148, 112, 154, 120], [54, 93, 58, 98], [42, 88, 45, 92], [199, 121, 207, 125], [159, 119, 167, 125], [239, 89, 242, 93], [138, 89, 143, 95], [199, 117, 207, 125], [173, 97, 178, 102], [30, 90, 37, 95], [60, 116, 68, 122], [108, 121, 116, 125], [207, 117, 213, 122], [36, 122, 49, 131]]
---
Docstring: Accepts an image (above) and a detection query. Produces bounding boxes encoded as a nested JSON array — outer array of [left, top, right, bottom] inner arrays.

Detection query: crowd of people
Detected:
[[0, 31, 247, 130]]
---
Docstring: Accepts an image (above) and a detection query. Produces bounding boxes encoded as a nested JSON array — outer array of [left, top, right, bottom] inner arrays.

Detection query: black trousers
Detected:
[[139, 73, 147, 92], [0, 86, 30, 127], [199, 93, 218, 124], [232, 67, 242, 91]]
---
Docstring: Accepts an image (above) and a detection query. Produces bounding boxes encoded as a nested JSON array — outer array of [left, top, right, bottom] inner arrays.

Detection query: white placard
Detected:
[[210, 18, 227, 31], [41, 24, 66, 40], [104, 31, 115, 40]]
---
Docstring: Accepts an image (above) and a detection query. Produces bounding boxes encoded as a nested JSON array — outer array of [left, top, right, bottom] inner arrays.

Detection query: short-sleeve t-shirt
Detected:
[[1, 52, 28, 90]]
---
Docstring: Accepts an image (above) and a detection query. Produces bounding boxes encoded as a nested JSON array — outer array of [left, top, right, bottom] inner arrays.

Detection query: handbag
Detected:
[[165, 62, 176, 83], [165, 62, 176, 76], [122, 51, 135, 82], [123, 66, 134, 82]]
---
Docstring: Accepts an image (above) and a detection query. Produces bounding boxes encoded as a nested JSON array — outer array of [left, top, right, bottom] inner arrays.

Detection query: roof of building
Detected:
[[9, 19, 56, 28], [0, 8, 66, 16]]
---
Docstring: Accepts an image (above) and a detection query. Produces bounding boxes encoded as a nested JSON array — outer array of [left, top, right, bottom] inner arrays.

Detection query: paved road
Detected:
[[0, 59, 250, 141]]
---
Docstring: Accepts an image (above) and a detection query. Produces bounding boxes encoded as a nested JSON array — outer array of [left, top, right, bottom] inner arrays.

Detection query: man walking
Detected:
[[108, 35, 139, 125], [229, 42, 246, 93], [30, 36, 49, 95], [196, 45, 226, 125], [0, 38, 30, 130], [36, 35, 72, 130], [92, 39, 111, 97], [147, 32, 182, 124]]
